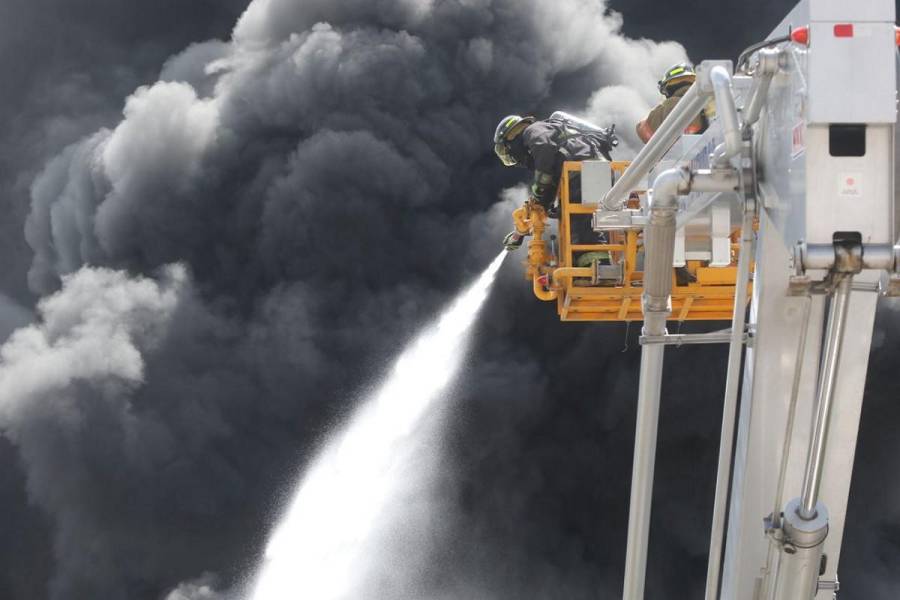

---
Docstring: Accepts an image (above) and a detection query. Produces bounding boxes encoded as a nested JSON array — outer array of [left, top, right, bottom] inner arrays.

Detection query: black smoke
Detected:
[[0, 0, 898, 599]]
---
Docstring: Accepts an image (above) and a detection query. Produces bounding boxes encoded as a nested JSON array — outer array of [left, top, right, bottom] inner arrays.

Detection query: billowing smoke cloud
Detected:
[[3, 0, 898, 598], [0, 294, 32, 344], [0, 0, 247, 306], [8, 1, 687, 597]]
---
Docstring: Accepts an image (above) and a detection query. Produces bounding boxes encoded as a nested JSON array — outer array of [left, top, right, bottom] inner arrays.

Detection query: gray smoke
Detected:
[[0, 294, 32, 344], [3, 0, 898, 598], [6, 0, 687, 597]]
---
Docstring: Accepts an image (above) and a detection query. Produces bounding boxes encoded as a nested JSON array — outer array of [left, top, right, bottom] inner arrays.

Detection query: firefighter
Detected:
[[636, 63, 708, 143], [493, 112, 617, 250]]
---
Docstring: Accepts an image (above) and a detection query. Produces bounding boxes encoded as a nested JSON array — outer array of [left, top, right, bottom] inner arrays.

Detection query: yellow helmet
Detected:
[[658, 63, 696, 97], [493, 115, 534, 166]]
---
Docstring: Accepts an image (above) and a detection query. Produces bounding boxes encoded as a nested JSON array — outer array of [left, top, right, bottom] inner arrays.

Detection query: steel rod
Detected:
[[799, 275, 853, 519], [704, 207, 754, 600], [639, 331, 745, 346], [773, 297, 813, 521]]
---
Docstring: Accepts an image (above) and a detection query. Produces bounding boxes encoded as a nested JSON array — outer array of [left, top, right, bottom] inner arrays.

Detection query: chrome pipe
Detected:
[[742, 48, 780, 129], [690, 169, 741, 194], [622, 169, 683, 600], [622, 342, 665, 600], [600, 84, 708, 211], [799, 275, 853, 519], [710, 66, 742, 165], [624, 165, 741, 599], [623, 165, 743, 600], [704, 206, 755, 600], [641, 168, 688, 316], [802, 243, 895, 270]]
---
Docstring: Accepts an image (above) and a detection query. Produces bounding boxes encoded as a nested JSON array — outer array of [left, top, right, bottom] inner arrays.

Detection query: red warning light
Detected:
[[791, 26, 810, 45], [833, 24, 854, 38], [895, 26, 900, 46]]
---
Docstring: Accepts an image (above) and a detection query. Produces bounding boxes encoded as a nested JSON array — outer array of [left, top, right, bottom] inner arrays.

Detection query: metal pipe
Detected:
[[639, 330, 747, 346], [799, 275, 853, 519], [622, 169, 683, 600], [690, 169, 741, 194], [600, 84, 708, 211], [704, 206, 755, 600], [551, 267, 592, 287], [623, 342, 665, 600], [641, 168, 688, 318], [742, 48, 780, 129], [802, 243, 895, 270], [623, 165, 743, 600], [532, 275, 557, 302], [710, 66, 742, 165]]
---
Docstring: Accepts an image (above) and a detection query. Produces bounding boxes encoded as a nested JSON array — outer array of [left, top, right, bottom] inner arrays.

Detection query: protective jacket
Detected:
[[508, 114, 615, 210], [639, 84, 708, 141]]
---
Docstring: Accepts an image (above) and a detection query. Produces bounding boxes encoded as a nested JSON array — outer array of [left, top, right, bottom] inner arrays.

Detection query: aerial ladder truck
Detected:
[[511, 0, 899, 597]]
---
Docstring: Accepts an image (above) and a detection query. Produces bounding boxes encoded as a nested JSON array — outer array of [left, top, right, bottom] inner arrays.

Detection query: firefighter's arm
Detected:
[[636, 119, 654, 143], [530, 170, 558, 209], [523, 136, 561, 209], [638, 99, 673, 144]]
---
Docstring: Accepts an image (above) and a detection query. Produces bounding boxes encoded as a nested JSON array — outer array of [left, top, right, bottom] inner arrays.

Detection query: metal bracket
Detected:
[[592, 208, 646, 231], [592, 261, 624, 286]]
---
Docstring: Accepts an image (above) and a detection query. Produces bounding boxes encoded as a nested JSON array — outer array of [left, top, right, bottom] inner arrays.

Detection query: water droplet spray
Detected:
[[252, 251, 507, 600]]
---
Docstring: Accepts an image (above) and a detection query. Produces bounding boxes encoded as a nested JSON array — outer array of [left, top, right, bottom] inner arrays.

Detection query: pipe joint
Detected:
[[650, 168, 691, 210], [755, 47, 781, 76]]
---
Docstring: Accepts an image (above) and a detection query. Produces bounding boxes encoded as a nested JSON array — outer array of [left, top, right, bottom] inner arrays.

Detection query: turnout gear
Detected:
[[494, 115, 535, 166], [637, 65, 707, 143], [494, 111, 617, 209], [521, 113, 617, 209], [642, 85, 708, 137], [658, 63, 696, 97], [493, 111, 617, 250]]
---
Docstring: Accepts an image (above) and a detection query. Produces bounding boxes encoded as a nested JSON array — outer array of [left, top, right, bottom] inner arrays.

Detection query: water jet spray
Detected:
[[251, 251, 507, 600]]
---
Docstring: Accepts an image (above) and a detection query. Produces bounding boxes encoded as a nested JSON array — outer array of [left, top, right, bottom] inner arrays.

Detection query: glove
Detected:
[[503, 231, 525, 251]]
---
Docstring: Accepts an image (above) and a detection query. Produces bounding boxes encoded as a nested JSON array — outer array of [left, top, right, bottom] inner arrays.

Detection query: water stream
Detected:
[[251, 251, 507, 600]]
